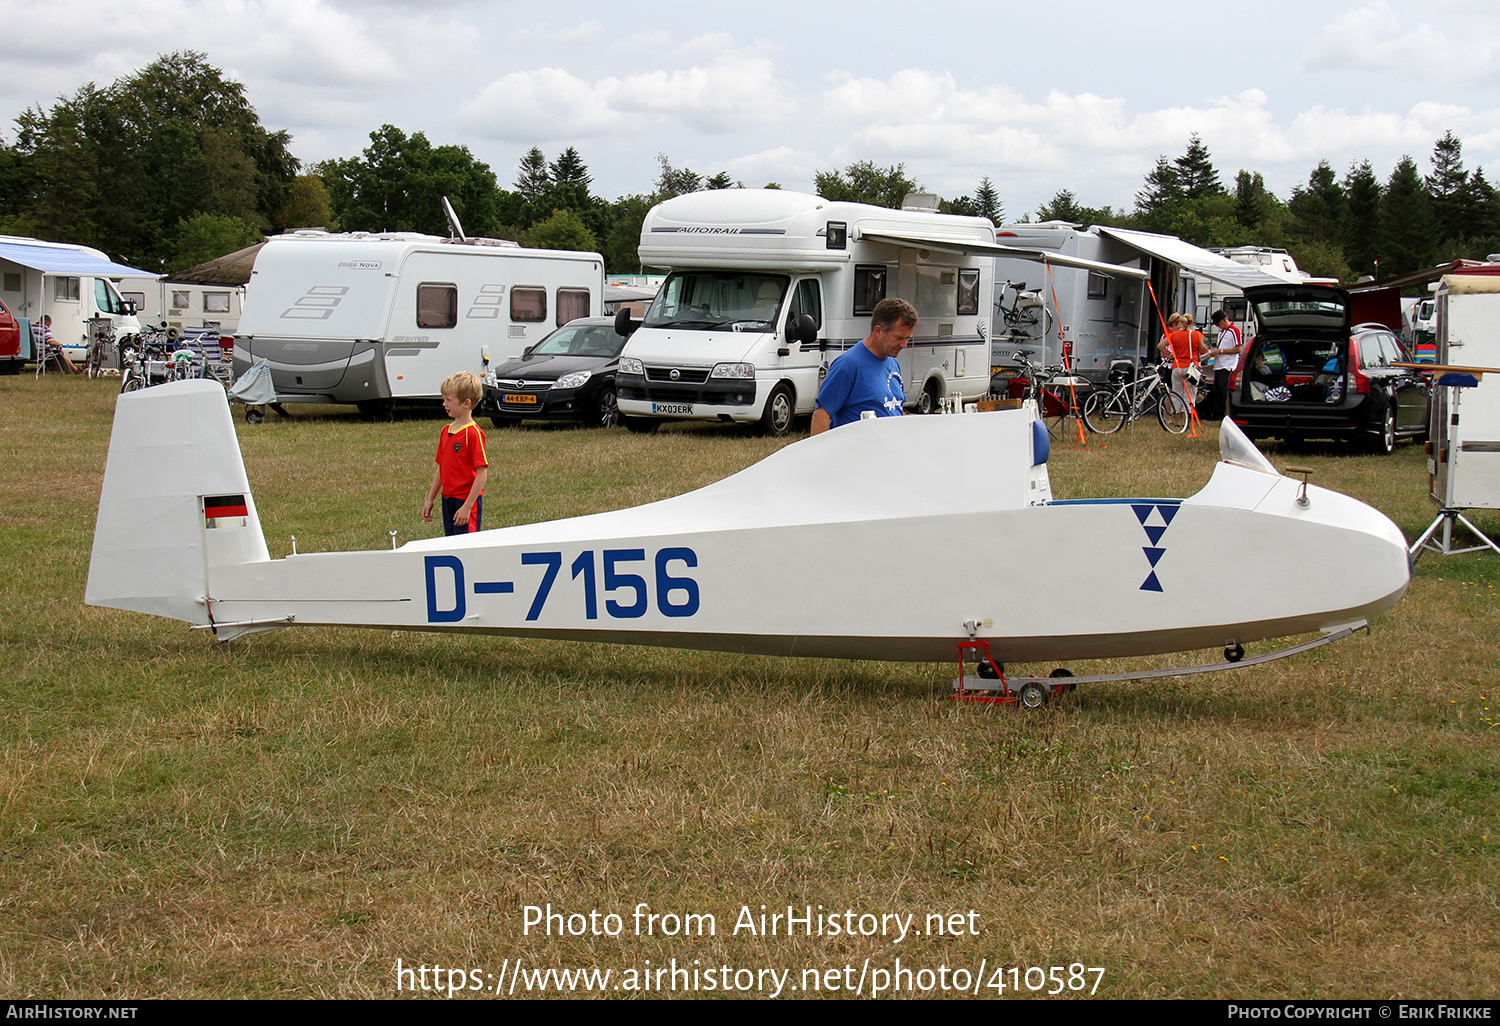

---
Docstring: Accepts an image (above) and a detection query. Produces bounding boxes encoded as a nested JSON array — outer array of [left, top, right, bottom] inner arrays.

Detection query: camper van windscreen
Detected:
[[643, 272, 790, 332]]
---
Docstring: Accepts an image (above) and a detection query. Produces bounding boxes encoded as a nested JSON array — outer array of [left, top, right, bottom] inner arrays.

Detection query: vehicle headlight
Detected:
[[481, 372, 496, 386], [619, 357, 644, 375], [710, 362, 755, 379], [552, 370, 592, 390]]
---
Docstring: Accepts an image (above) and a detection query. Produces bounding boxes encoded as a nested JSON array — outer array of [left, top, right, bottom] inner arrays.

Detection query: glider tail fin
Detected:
[[86, 381, 269, 627]]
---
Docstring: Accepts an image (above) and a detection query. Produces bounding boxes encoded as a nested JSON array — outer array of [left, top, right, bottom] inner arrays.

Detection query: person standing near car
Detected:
[[1162, 313, 1208, 412], [1207, 309, 1243, 420]]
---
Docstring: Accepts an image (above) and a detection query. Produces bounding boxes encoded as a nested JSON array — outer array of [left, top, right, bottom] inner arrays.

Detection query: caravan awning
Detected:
[[857, 229, 1149, 279], [1095, 227, 1286, 289], [0, 241, 154, 278]]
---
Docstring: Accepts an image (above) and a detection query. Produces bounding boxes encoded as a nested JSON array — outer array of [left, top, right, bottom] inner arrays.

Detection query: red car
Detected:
[[0, 298, 21, 374]]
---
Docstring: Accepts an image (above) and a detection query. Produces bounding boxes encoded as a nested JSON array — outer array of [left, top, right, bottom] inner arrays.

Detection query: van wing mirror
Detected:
[[614, 308, 638, 337], [784, 313, 817, 347]]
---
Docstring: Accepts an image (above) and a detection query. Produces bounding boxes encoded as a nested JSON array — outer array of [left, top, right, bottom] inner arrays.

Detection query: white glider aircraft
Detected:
[[86, 382, 1410, 704]]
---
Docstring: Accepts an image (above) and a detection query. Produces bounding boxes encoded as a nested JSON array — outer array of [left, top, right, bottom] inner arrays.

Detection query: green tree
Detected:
[[515, 147, 551, 202], [654, 154, 702, 199], [1378, 156, 1435, 277], [169, 211, 262, 271], [522, 208, 597, 252], [321, 125, 502, 237], [1425, 131, 1468, 247], [1174, 134, 1223, 200], [1288, 160, 1345, 247], [813, 160, 919, 209], [1233, 170, 1270, 230], [601, 194, 654, 275], [1342, 161, 1382, 279], [974, 176, 1003, 224], [279, 174, 337, 232], [1134, 155, 1181, 228]]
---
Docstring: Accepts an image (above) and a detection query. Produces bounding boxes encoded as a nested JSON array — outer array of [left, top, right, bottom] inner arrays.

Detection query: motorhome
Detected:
[[615, 190, 1001, 434], [990, 224, 1287, 381], [0, 235, 148, 360], [233, 230, 603, 411], [119, 278, 245, 336]]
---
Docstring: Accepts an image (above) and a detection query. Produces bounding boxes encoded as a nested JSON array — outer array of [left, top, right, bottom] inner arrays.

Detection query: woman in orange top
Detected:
[[1161, 313, 1207, 409]]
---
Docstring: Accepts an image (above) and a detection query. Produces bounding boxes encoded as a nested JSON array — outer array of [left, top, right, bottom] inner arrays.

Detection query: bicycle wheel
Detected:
[[1082, 387, 1126, 433], [1158, 390, 1189, 433]]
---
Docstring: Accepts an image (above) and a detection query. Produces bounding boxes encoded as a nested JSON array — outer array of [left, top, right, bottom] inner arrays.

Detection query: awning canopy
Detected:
[[1095, 227, 1287, 290], [857, 229, 1149, 280], [0, 241, 154, 278], [1347, 258, 1490, 293], [166, 242, 264, 286]]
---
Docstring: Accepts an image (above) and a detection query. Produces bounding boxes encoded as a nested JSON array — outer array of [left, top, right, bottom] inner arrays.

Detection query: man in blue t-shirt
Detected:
[[811, 298, 918, 434]]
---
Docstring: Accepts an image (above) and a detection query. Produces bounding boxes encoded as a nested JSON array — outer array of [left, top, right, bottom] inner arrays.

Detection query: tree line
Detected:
[[4, 52, 1497, 283]]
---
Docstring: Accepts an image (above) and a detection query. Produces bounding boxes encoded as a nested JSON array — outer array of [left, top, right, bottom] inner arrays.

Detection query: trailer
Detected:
[[0, 235, 149, 364], [232, 230, 603, 411], [118, 278, 245, 336], [990, 224, 1286, 381]]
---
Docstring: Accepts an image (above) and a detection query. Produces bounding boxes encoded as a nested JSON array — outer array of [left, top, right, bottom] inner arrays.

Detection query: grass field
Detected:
[[3, 374, 1498, 999]]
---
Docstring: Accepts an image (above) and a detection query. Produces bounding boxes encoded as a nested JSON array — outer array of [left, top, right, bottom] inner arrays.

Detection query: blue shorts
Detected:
[[441, 495, 482, 535]]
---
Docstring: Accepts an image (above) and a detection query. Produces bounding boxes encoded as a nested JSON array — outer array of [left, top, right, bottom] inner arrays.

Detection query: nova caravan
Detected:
[[0, 235, 147, 361], [234, 230, 603, 411], [616, 190, 1001, 434]]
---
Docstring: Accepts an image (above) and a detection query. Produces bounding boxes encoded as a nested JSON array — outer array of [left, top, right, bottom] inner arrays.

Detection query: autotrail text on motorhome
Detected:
[[233, 230, 603, 411], [615, 190, 999, 434], [0, 234, 147, 363]]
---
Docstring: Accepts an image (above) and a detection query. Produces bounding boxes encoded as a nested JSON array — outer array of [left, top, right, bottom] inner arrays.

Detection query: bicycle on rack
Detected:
[[118, 325, 180, 393], [997, 280, 1054, 342], [83, 322, 115, 379], [1081, 359, 1199, 434], [1003, 348, 1091, 438]]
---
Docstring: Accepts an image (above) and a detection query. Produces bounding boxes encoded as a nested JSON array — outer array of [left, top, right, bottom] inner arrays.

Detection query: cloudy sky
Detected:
[[3, 0, 1498, 219]]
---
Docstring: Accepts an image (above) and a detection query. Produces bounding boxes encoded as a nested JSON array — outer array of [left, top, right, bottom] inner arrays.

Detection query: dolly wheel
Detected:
[[1224, 643, 1245, 663], [1049, 666, 1077, 694], [1017, 682, 1048, 708]]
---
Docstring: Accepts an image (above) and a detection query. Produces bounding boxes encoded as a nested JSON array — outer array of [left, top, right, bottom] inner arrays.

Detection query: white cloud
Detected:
[[1301, 2, 1500, 86], [453, 46, 794, 141]]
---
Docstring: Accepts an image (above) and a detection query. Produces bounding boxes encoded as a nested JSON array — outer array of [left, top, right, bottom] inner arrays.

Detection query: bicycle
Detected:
[[997, 281, 1054, 342], [84, 322, 116, 379], [1004, 349, 1090, 438], [1081, 360, 1198, 434]]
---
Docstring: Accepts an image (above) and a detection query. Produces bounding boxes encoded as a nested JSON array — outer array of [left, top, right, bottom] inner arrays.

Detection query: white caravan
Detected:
[[0, 235, 147, 359], [233, 230, 603, 410], [616, 190, 1005, 434], [119, 278, 245, 336], [991, 224, 1286, 381]]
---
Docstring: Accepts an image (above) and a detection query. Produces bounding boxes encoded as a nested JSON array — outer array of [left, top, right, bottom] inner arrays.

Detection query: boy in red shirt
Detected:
[[422, 371, 489, 535]]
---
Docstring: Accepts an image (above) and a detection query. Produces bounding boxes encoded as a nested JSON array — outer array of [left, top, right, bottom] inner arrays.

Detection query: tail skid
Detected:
[[86, 381, 270, 628]]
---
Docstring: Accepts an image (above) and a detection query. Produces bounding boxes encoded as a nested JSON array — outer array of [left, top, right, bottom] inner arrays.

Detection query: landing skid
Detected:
[[952, 622, 1369, 708]]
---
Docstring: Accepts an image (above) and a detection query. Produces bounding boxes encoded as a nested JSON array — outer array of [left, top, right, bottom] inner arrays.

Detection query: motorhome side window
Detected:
[[957, 269, 980, 316], [1087, 273, 1108, 300], [417, 283, 458, 328], [172, 290, 192, 309], [511, 287, 547, 323], [854, 266, 887, 315], [556, 288, 590, 326], [54, 277, 80, 302]]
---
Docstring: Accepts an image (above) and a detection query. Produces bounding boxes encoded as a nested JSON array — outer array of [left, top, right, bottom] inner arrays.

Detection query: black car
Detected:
[[1228, 284, 1429, 454], [481, 317, 628, 428]]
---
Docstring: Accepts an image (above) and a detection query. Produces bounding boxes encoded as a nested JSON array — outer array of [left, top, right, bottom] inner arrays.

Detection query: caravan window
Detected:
[[172, 290, 192, 309], [204, 292, 231, 314], [556, 288, 590, 326], [1087, 273, 1108, 300], [417, 283, 458, 328], [54, 277, 80, 302], [511, 287, 547, 323], [958, 269, 980, 315], [643, 272, 788, 331], [854, 266, 887, 315]]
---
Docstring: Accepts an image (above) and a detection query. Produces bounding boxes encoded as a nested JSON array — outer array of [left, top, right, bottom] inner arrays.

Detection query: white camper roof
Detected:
[[0, 235, 154, 277], [1095, 227, 1286, 290]]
